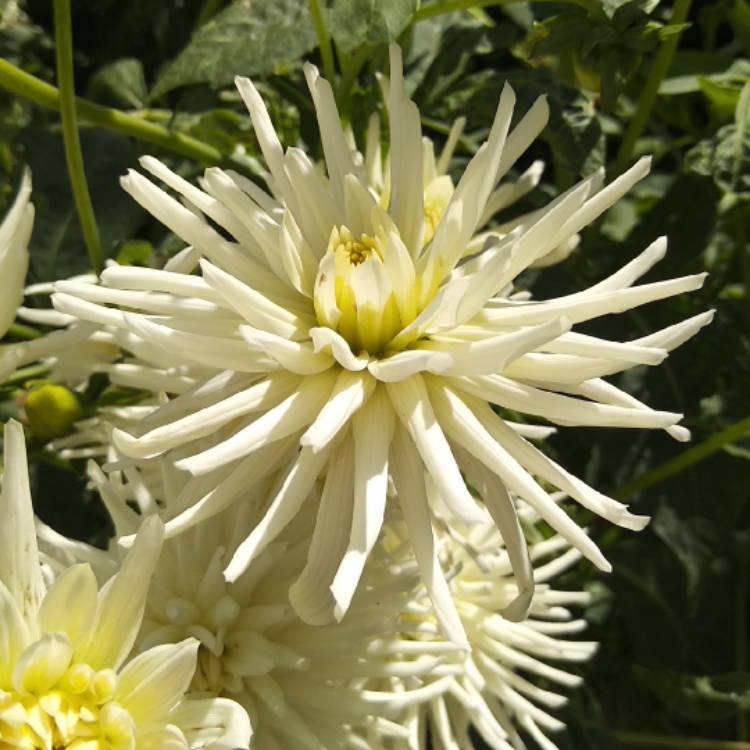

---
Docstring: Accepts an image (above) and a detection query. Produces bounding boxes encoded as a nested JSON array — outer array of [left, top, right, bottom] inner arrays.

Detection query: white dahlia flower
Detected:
[[364, 517, 596, 750], [0, 171, 32, 340], [0, 420, 251, 749], [52, 45, 710, 642], [3, 259, 209, 392], [0, 172, 206, 390], [0, 172, 108, 386], [39, 457, 462, 750]]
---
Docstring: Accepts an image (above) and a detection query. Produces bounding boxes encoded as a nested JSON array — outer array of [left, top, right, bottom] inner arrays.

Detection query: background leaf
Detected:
[[151, 0, 317, 97], [328, 0, 418, 52]]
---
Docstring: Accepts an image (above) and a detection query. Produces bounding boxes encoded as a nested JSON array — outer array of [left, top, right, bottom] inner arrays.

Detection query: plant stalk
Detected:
[[614, 0, 693, 173], [309, 0, 336, 83], [337, 44, 372, 102], [53, 0, 103, 273], [613, 414, 750, 501], [0, 59, 256, 178], [414, 0, 607, 23]]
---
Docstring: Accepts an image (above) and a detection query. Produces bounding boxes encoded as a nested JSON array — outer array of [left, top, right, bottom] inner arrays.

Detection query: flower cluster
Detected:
[[0, 420, 251, 750], [0, 43, 708, 750]]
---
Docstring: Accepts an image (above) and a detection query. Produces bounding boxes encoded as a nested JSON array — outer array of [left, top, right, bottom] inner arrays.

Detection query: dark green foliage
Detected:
[[0, 1, 748, 748], [151, 0, 318, 97], [328, 0, 419, 52]]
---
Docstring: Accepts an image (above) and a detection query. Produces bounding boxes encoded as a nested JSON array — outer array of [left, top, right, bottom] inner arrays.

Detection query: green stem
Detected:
[[7, 323, 41, 341], [421, 115, 480, 154], [338, 45, 372, 102], [613, 414, 750, 501], [614, 0, 693, 173], [414, 0, 607, 23], [0, 59, 256, 177], [3, 363, 51, 387], [612, 730, 750, 749], [53, 0, 102, 274], [308, 0, 336, 83]]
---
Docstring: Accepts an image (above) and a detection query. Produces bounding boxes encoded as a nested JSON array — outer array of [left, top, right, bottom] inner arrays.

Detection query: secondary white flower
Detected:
[[0, 173, 205, 390], [53, 45, 710, 643], [0, 181, 115, 387], [3, 263, 208, 391], [364, 518, 597, 750], [0, 171, 32, 339], [0, 172, 105, 386], [39, 457, 457, 750], [0, 419, 251, 749]]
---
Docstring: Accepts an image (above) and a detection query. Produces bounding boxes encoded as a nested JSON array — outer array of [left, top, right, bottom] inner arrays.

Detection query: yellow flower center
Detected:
[[339, 233, 377, 266], [314, 226, 403, 356], [1, 635, 135, 750]]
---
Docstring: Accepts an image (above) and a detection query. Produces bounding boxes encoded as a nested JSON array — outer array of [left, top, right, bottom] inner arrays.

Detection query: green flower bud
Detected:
[[25, 384, 83, 440]]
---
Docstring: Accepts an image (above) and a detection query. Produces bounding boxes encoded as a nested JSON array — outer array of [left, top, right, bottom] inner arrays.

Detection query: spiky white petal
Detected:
[[0, 420, 251, 749], [51, 44, 708, 639]]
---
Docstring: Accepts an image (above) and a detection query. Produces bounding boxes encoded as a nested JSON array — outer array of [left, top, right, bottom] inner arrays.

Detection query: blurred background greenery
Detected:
[[0, 0, 748, 747]]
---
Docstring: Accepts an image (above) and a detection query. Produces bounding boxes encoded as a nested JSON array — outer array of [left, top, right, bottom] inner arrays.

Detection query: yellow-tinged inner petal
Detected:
[[422, 176, 454, 247], [314, 226, 404, 356], [0, 633, 137, 750]]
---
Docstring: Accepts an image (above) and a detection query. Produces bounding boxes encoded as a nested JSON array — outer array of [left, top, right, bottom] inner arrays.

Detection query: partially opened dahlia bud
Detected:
[[0, 420, 251, 749], [53, 44, 709, 643]]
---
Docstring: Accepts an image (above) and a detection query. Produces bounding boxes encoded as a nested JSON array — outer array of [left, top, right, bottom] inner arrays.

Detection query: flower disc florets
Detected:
[[315, 226, 403, 355], [0, 638, 136, 750]]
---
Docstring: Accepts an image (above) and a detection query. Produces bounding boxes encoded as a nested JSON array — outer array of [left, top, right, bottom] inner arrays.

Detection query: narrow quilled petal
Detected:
[[75, 514, 165, 670], [0, 420, 45, 624], [289, 436, 355, 625], [0, 425, 251, 750], [391, 426, 469, 648], [330, 387, 394, 620], [53, 43, 709, 637], [0, 171, 33, 338]]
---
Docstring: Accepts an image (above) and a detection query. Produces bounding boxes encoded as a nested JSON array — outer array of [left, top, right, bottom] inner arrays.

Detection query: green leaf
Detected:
[[151, 0, 317, 98], [409, 15, 520, 109], [634, 667, 750, 721], [659, 52, 742, 95], [328, 0, 418, 53], [502, 70, 605, 178], [687, 82, 750, 199], [19, 128, 144, 280], [87, 58, 147, 109], [699, 77, 742, 121]]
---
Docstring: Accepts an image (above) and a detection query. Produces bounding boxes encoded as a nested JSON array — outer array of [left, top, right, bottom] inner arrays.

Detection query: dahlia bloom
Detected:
[[0, 172, 205, 388], [0, 172, 32, 340], [53, 45, 709, 642], [0, 174, 117, 386], [0, 419, 251, 749], [366, 518, 596, 750], [40, 457, 460, 750]]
